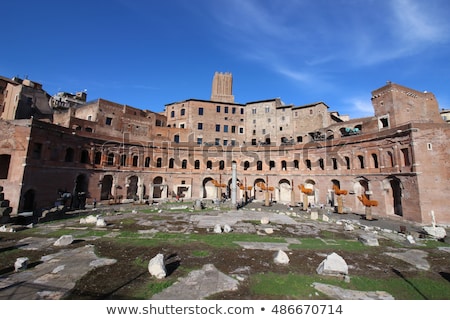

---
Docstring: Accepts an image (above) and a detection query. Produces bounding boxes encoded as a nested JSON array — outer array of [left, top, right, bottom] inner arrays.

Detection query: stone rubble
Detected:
[[273, 250, 290, 265], [148, 253, 167, 279], [316, 252, 348, 276], [53, 235, 74, 247]]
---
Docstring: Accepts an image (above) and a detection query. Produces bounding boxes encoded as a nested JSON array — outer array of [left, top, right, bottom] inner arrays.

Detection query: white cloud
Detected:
[[344, 98, 374, 118]]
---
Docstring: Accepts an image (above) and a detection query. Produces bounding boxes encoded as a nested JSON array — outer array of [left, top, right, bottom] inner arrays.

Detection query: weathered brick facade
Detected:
[[0, 74, 449, 225]]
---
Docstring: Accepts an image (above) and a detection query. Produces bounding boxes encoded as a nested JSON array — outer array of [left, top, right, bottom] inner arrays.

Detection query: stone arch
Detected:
[[353, 176, 370, 213], [73, 174, 88, 209], [152, 176, 166, 199], [383, 176, 403, 217], [329, 179, 341, 206], [253, 177, 266, 201], [126, 175, 139, 201], [100, 174, 113, 200], [202, 177, 219, 199], [304, 179, 316, 206], [278, 179, 291, 203]]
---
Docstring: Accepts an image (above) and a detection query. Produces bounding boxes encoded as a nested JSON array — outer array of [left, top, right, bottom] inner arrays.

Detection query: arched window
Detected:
[[80, 150, 90, 164], [107, 153, 114, 165], [65, 148, 75, 162], [94, 151, 102, 165], [207, 160, 212, 169], [387, 151, 394, 167], [269, 160, 275, 170], [305, 159, 312, 170], [156, 157, 162, 168], [219, 160, 225, 170], [120, 154, 127, 166], [358, 155, 365, 169], [182, 159, 187, 169], [169, 158, 175, 168], [371, 153, 379, 168], [257, 161, 263, 171], [244, 161, 250, 170], [132, 155, 139, 167], [281, 160, 287, 170], [332, 158, 338, 170], [144, 157, 151, 167], [319, 158, 324, 170], [293, 159, 299, 169], [345, 156, 351, 169], [194, 160, 200, 169]]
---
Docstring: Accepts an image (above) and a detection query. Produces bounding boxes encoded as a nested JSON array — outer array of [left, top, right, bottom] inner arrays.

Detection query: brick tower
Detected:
[[211, 72, 234, 103]]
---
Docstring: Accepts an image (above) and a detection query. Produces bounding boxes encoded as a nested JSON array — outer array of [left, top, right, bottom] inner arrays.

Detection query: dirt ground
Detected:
[[1, 202, 449, 300]]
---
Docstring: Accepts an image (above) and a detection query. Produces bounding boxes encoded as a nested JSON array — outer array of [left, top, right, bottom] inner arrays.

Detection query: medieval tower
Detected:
[[211, 72, 234, 103]]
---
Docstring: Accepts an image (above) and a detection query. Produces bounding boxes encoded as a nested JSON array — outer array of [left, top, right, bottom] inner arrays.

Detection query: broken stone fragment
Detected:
[[148, 253, 166, 279], [358, 234, 379, 246], [214, 224, 222, 233], [273, 250, 290, 265], [316, 252, 348, 276], [422, 226, 447, 240], [14, 257, 29, 272], [53, 235, 74, 246]]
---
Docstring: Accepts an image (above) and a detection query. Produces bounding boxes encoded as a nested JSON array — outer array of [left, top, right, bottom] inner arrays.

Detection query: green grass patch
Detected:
[[191, 250, 211, 257], [249, 272, 450, 300], [45, 229, 110, 238], [132, 279, 177, 299], [289, 238, 367, 251], [115, 231, 288, 248]]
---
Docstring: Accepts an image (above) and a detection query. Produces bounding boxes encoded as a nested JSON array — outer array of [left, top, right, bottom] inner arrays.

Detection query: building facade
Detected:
[[0, 74, 449, 225]]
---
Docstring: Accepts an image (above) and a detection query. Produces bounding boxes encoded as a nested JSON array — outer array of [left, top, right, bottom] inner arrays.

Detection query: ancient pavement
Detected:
[[0, 201, 448, 300]]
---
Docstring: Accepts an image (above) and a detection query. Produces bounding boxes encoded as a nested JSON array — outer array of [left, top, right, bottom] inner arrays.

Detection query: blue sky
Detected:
[[2, 0, 449, 118]]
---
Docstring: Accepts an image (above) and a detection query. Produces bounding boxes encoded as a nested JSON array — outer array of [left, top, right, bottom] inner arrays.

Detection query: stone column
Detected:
[[231, 162, 237, 207]]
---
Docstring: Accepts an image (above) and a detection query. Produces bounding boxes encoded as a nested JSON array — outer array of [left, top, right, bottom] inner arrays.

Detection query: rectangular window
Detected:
[[265, 106, 270, 113], [231, 126, 236, 133], [224, 106, 229, 113], [215, 124, 220, 132], [197, 137, 203, 145], [198, 123, 203, 130], [223, 139, 228, 146], [170, 111, 175, 118], [262, 129, 266, 134], [105, 117, 113, 125], [198, 107, 204, 115], [232, 107, 236, 114], [239, 127, 244, 134], [252, 108, 256, 114], [240, 108, 244, 115], [216, 105, 221, 112], [215, 138, 220, 145], [224, 125, 228, 133]]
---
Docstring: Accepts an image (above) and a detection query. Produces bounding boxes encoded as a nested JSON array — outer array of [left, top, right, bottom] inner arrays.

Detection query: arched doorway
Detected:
[[253, 178, 266, 201], [329, 179, 341, 206], [73, 174, 88, 209], [353, 177, 369, 213], [152, 176, 166, 199], [383, 176, 403, 217], [101, 175, 113, 200], [22, 189, 35, 212], [202, 177, 221, 199], [304, 179, 316, 206], [127, 175, 139, 200], [278, 179, 291, 203]]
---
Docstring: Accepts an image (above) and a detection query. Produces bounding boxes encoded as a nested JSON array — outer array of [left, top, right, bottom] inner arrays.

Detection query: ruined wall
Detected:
[[0, 120, 31, 215]]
